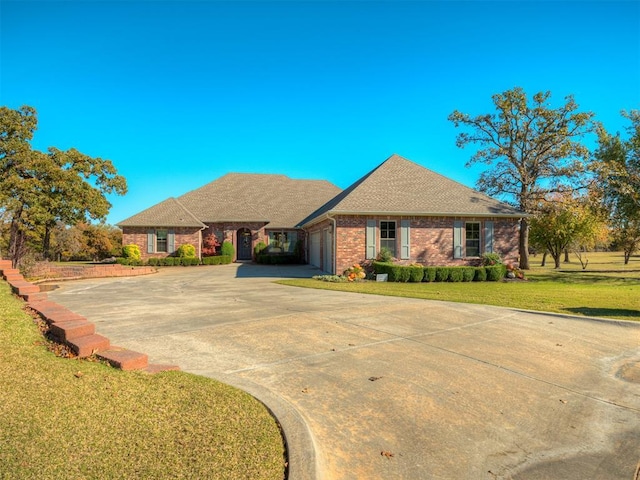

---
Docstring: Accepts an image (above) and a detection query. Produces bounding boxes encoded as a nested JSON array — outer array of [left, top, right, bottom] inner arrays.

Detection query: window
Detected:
[[268, 231, 297, 253], [465, 222, 480, 257], [380, 221, 396, 257], [156, 230, 168, 253]]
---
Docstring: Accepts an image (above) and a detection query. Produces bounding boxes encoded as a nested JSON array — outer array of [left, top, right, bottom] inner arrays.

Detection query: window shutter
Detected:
[[453, 220, 463, 259], [366, 219, 376, 259], [484, 221, 494, 253], [168, 230, 175, 254], [147, 230, 154, 254], [400, 220, 410, 259]]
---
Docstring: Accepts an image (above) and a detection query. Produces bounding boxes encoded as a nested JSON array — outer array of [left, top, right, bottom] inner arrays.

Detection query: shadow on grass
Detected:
[[529, 272, 640, 285], [566, 307, 640, 320]]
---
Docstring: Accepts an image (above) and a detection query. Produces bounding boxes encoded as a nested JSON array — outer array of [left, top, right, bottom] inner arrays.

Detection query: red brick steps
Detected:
[[97, 347, 148, 371], [1, 260, 179, 374]]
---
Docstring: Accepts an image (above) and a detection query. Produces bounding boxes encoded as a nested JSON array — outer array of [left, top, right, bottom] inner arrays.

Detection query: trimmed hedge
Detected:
[[485, 264, 507, 281], [256, 254, 300, 265], [474, 267, 487, 282], [202, 255, 232, 265], [423, 267, 437, 282], [373, 261, 506, 283], [434, 267, 450, 282], [407, 266, 424, 283]]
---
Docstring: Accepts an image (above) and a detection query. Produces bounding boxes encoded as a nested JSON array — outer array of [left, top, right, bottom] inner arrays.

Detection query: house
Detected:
[[118, 154, 524, 274]]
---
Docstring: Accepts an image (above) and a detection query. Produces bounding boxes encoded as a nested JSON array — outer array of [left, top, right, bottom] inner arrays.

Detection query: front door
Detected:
[[237, 228, 252, 260]]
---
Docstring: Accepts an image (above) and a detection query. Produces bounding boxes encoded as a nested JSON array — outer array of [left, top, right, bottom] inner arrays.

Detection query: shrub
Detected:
[[202, 255, 232, 265], [163, 257, 175, 266], [372, 261, 393, 275], [474, 267, 487, 282], [377, 247, 393, 263], [434, 267, 450, 282], [313, 274, 348, 283], [481, 252, 502, 266], [179, 257, 200, 266], [423, 267, 436, 282], [122, 244, 141, 261], [448, 267, 464, 282], [116, 257, 142, 266], [485, 264, 506, 281], [176, 244, 196, 258], [254, 241, 267, 256], [147, 257, 159, 266], [408, 265, 424, 283], [461, 267, 475, 282], [221, 241, 235, 258]]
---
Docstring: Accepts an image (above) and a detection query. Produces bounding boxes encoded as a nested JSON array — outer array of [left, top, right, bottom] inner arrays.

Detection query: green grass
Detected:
[[0, 282, 285, 480], [278, 252, 640, 321]]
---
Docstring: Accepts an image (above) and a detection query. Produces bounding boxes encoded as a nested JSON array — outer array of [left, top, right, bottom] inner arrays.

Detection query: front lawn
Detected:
[[0, 282, 286, 479], [278, 252, 640, 321]]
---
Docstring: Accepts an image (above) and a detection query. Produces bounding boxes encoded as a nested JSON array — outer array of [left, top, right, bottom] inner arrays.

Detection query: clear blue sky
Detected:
[[2, 1, 639, 225]]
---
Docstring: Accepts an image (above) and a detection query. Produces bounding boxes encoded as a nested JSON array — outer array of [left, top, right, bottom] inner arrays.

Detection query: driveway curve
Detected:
[[47, 263, 640, 480]]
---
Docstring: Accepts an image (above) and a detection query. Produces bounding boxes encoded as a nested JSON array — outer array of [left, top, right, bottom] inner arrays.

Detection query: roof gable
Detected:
[[177, 173, 342, 228], [300, 154, 523, 226], [117, 197, 206, 228]]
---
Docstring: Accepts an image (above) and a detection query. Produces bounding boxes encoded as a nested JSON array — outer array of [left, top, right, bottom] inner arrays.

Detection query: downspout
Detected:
[[198, 226, 206, 260], [328, 214, 337, 275]]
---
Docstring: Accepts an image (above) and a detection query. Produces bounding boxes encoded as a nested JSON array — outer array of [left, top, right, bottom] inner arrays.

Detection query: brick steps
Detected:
[[97, 347, 148, 371], [1, 259, 179, 374]]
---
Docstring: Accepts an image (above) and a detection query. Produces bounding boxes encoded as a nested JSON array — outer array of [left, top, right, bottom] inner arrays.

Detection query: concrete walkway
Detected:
[[47, 263, 640, 480]]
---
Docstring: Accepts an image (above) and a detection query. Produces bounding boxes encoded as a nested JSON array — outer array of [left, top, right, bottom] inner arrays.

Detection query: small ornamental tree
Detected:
[[202, 233, 219, 256]]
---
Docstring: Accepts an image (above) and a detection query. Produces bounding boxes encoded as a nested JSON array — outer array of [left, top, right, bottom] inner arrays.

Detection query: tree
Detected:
[[593, 111, 640, 264], [529, 193, 605, 269], [449, 87, 595, 269], [0, 106, 127, 267]]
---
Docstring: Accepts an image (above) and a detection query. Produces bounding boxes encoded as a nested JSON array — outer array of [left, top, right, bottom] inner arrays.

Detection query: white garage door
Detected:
[[309, 232, 321, 268]]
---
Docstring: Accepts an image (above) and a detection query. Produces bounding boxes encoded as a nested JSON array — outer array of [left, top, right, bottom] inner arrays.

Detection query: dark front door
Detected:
[[237, 228, 252, 260]]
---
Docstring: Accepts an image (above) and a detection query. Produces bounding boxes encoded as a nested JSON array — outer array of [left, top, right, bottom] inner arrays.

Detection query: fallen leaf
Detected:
[[301, 388, 309, 394], [381, 451, 394, 458], [559, 399, 567, 404], [369, 376, 382, 382], [74, 371, 84, 378]]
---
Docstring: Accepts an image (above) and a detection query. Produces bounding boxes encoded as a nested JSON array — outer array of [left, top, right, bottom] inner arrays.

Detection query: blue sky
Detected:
[[2, 1, 639, 225]]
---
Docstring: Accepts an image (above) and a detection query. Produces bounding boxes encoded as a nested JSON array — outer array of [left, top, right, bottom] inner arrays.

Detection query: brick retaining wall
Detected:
[[28, 262, 157, 282]]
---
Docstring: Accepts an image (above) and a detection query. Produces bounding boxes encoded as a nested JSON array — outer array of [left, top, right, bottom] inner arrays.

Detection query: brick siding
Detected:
[[333, 215, 520, 274]]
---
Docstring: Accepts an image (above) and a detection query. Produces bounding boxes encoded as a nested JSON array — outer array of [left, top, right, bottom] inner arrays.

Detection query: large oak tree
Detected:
[[0, 106, 127, 267], [449, 87, 595, 269], [593, 110, 640, 264]]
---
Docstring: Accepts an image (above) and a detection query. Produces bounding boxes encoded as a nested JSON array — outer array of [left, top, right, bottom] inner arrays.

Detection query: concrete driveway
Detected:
[[47, 263, 640, 480]]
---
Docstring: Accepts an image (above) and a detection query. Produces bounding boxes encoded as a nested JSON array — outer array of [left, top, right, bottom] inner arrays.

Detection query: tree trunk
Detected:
[[8, 208, 26, 268], [624, 250, 631, 264], [563, 249, 570, 263], [42, 224, 52, 260], [519, 217, 530, 269], [541, 251, 547, 267]]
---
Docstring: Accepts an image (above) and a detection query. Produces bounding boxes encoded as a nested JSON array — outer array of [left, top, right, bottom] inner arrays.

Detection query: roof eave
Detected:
[[299, 210, 527, 228]]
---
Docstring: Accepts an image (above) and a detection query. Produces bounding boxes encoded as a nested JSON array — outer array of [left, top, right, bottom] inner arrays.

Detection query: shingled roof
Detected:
[[118, 173, 341, 229], [299, 154, 524, 227], [118, 197, 206, 228]]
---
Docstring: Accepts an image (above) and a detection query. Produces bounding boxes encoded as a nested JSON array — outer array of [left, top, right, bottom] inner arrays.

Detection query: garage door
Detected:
[[309, 232, 321, 268]]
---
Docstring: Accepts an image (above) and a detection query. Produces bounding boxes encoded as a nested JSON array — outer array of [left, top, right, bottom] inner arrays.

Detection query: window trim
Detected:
[[465, 221, 481, 258], [379, 220, 397, 257]]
